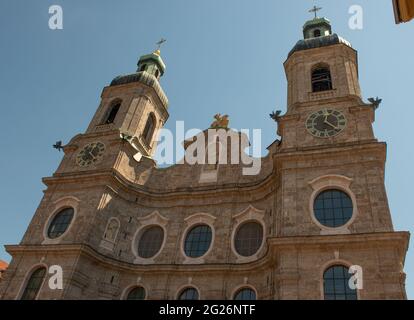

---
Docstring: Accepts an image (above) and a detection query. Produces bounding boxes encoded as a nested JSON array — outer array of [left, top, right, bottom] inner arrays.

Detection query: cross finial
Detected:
[[309, 5, 322, 19], [156, 38, 167, 51]]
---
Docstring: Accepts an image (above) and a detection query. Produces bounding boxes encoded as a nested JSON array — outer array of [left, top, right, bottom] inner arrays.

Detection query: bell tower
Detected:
[[284, 16, 361, 110], [84, 46, 169, 158], [277, 13, 373, 150]]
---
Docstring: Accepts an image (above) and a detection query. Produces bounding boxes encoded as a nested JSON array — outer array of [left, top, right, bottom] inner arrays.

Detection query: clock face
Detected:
[[76, 142, 105, 167], [306, 109, 347, 138]]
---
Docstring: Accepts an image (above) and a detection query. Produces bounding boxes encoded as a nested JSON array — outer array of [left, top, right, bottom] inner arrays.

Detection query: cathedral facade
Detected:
[[0, 16, 410, 300]]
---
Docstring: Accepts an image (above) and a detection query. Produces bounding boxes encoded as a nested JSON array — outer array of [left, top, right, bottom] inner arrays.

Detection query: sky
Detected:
[[0, 0, 413, 299]]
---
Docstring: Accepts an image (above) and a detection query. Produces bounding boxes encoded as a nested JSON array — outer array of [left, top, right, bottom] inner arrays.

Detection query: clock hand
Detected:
[[324, 119, 339, 130]]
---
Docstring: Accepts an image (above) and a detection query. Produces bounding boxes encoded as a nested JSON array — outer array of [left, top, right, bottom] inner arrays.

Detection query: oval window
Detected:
[[47, 208, 74, 239], [137, 226, 164, 259], [184, 225, 212, 258], [234, 221, 263, 257]]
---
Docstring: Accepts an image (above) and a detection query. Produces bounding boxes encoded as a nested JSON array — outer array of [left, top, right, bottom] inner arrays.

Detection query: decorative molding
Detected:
[[99, 217, 121, 252]]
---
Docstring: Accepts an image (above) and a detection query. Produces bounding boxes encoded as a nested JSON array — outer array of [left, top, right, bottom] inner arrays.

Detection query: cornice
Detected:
[[6, 232, 409, 274], [43, 167, 278, 205]]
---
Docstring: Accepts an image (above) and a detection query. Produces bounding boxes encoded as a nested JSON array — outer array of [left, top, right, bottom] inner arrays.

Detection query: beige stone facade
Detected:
[[0, 18, 409, 300]]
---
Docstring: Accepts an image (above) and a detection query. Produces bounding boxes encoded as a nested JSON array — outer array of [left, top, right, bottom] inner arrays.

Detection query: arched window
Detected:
[[140, 64, 147, 72], [313, 29, 321, 37], [178, 287, 199, 300], [126, 286, 146, 300], [137, 226, 164, 258], [311, 66, 333, 92], [103, 218, 120, 242], [103, 101, 121, 124], [47, 207, 74, 239], [155, 69, 160, 79], [313, 189, 353, 228], [142, 113, 156, 144], [184, 225, 213, 258], [20, 267, 47, 300], [234, 221, 263, 257], [323, 265, 358, 300], [234, 288, 256, 300]]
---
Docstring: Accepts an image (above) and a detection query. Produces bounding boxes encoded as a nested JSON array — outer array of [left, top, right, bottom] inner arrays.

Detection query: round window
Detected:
[[47, 207, 74, 239], [234, 221, 263, 257], [184, 225, 212, 258], [313, 189, 353, 228], [137, 226, 164, 259]]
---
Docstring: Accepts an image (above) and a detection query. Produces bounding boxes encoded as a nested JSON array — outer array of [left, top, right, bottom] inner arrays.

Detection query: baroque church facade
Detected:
[[0, 16, 410, 300]]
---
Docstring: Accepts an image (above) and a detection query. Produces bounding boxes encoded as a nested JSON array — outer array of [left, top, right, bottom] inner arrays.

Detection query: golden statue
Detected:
[[210, 114, 229, 129]]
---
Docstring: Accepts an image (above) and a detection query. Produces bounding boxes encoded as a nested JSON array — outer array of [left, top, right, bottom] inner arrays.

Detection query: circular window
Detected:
[[234, 288, 256, 300], [137, 226, 164, 259], [313, 189, 353, 228], [47, 208, 74, 239], [126, 286, 146, 300], [178, 288, 199, 300], [184, 225, 212, 258], [234, 221, 263, 257]]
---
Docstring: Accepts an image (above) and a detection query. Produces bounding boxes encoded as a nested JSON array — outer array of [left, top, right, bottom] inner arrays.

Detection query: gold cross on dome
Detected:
[[309, 5, 322, 19]]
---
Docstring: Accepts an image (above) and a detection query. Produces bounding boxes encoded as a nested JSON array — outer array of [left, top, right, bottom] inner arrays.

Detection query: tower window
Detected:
[[233, 288, 257, 300], [155, 69, 160, 79], [312, 66, 333, 92], [20, 267, 47, 300], [126, 286, 146, 300], [313, 29, 321, 37], [47, 207, 74, 239], [323, 265, 358, 300], [313, 189, 353, 228], [142, 112, 156, 144], [103, 102, 121, 124], [234, 221, 263, 257], [178, 287, 199, 300], [140, 64, 147, 72]]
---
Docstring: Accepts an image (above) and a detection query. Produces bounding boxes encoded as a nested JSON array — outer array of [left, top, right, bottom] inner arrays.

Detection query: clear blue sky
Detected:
[[0, 0, 413, 299]]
